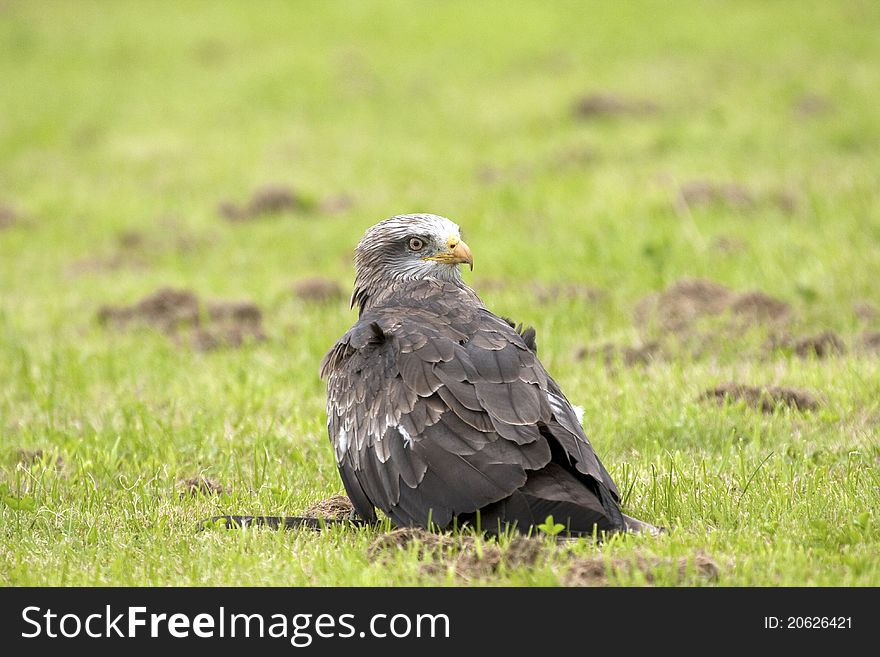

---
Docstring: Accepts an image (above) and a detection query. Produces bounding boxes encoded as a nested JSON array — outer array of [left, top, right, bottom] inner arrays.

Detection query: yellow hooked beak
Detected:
[[423, 236, 473, 270]]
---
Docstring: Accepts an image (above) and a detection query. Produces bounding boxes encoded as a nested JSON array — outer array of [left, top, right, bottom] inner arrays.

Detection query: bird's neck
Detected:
[[351, 274, 482, 317]]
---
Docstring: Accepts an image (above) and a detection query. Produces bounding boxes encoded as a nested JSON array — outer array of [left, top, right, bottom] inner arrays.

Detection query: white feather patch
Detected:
[[398, 425, 413, 448]]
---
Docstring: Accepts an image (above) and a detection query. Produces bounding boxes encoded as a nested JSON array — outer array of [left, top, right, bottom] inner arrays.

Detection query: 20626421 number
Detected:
[[764, 616, 852, 629]]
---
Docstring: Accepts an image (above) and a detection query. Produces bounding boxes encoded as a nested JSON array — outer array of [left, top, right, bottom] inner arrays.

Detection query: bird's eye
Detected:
[[408, 237, 425, 251]]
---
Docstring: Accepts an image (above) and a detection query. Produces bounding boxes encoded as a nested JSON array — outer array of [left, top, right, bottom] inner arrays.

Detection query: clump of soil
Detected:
[[701, 383, 820, 413], [180, 475, 226, 498], [634, 279, 734, 334], [674, 180, 755, 213], [116, 230, 146, 249], [98, 287, 199, 333], [368, 528, 462, 560], [418, 543, 504, 579], [769, 330, 847, 359], [247, 185, 304, 216], [17, 448, 45, 464], [859, 331, 880, 354], [66, 252, 150, 277], [504, 536, 545, 568], [207, 300, 263, 326], [0, 203, 19, 229], [303, 495, 354, 519], [191, 327, 263, 351], [572, 93, 658, 119], [793, 331, 846, 359], [634, 279, 790, 336], [193, 300, 265, 351], [853, 302, 878, 322], [293, 277, 345, 303], [768, 189, 800, 214], [98, 288, 265, 350], [576, 341, 661, 368], [368, 529, 547, 579], [563, 551, 719, 586], [674, 180, 799, 215], [729, 291, 791, 326], [219, 184, 310, 222], [563, 555, 608, 586], [795, 93, 831, 117], [99, 288, 200, 333], [532, 282, 603, 305], [16, 448, 64, 468]]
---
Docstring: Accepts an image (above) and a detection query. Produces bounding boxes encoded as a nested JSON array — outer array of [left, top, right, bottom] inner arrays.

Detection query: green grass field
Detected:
[[2, 0, 879, 586]]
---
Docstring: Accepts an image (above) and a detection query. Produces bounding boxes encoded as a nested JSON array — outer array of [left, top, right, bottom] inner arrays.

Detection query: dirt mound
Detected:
[[795, 93, 831, 117], [634, 279, 734, 333], [219, 185, 352, 221], [576, 341, 661, 368], [368, 528, 462, 560], [853, 302, 878, 322], [675, 180, 755, 213], [368, 530, 547, 579], [729, 291, 791, 325], [293, 277, 345, 303], [17, 448, 45, 464], [634, 279, 790, 337], [303, 495, 354, 519], [66, 252, 150, 277], [116, 230, 146, 249], [99, 288, 200, 333], [674, 180, 799, 215], [98, 288, 265, 350], [504, 536, 545, 567], [860, 331, 880, 354], [701, 383, 819, 413], [0, 203, 19, 229], [793, 331, 846, 358], [193, 300, 265, 351], [768, 189, 800, 214], [563, 551, 719, 586], [180, 475, 226, 498], [207, 300, 262, 326], [17, 448, 64, 468], [572, 93, 658, 119], [219, 184, 310, 222], [770, 331, 847, 359], [443, 545, 504, 579]]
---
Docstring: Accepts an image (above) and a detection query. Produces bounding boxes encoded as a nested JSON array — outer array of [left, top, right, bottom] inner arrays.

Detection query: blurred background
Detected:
[[2, 0, 879, 586], [3, 1, 878, 319], [3, 0, 880, 459], [3, 0, 880, 433]]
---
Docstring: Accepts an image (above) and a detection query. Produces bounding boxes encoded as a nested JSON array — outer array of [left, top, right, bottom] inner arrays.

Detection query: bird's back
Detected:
[[322, 279, 624, 535]]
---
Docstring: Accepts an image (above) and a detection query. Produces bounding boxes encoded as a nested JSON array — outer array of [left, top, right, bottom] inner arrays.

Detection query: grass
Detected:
[[1, 0, 879, 586]]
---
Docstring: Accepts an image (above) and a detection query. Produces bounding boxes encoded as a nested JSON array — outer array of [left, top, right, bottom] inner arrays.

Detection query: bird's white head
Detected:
[[351, 213, 474, 312]]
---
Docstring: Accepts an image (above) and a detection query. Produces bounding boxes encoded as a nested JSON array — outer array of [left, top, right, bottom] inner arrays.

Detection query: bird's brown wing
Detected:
[[321, 284, 622, 532]]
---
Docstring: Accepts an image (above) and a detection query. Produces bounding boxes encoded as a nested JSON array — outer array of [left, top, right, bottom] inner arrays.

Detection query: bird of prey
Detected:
[[321, 213, 655, 537]]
